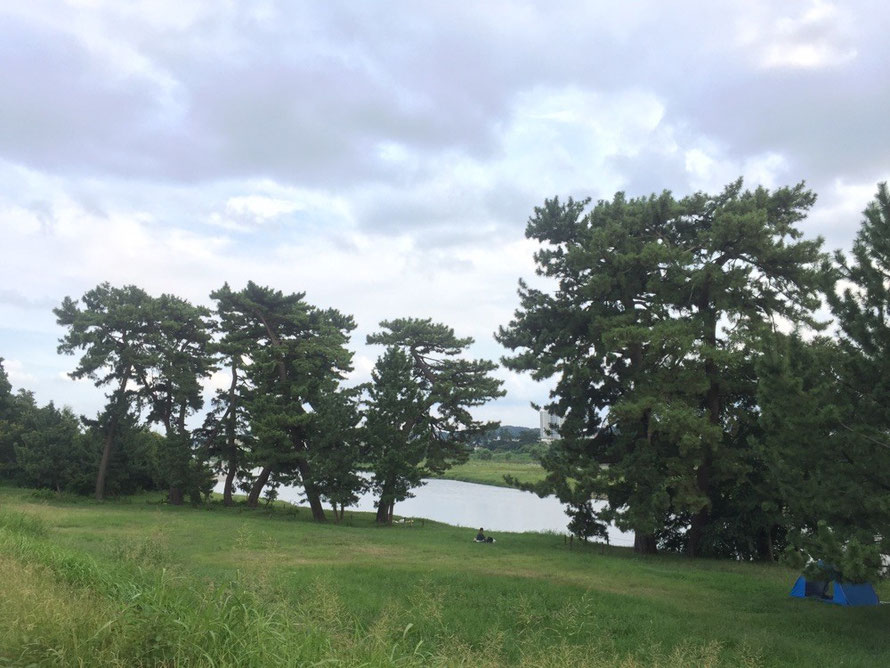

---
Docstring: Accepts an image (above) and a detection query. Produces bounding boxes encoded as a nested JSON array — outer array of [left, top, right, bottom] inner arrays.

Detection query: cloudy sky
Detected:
[[1, 0, 888, 427]]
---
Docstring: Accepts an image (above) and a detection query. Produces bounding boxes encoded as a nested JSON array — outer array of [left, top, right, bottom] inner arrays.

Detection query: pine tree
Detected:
[[671, 180, 824, 556], [138, 294, 214, 505], [210, 282, 355, 520], [304, 386, 366, 521], [775, 181, 890, 581], [497, 192, 692, 552], [366, 318, 504, 523], [54, 284, 156, 500], [364, 346, 428, 524], [499, 180, 825, 556]]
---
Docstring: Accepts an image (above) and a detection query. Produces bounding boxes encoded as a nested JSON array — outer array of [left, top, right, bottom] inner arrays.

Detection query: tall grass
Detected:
[[0, 520, 763, 667], [1, 492, 888, 666]]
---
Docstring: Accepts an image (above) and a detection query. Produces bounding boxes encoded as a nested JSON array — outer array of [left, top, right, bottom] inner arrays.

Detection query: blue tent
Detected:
[[790, 575, 879, 606]]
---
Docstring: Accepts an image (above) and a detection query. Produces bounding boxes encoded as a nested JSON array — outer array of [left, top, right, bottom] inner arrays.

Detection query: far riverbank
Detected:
[[432, 454, 546, 488]]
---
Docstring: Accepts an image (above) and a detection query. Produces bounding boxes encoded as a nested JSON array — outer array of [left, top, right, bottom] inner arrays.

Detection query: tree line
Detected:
[[1, 177, 887, 581], [0, 284, 504, 524], [498, 178, 890, 582]]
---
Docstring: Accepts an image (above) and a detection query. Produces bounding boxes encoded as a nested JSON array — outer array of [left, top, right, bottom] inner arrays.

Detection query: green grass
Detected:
[[436, 453, 546, 487], [1, 486, 889, 666]]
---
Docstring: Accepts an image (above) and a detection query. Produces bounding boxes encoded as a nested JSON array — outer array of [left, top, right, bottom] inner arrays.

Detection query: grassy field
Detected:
[[1, 486, 889, 667], [436, 454, 546, 487]]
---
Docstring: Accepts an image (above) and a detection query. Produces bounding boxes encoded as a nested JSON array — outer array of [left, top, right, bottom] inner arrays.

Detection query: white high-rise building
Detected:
[[539, 409, 564, 441]]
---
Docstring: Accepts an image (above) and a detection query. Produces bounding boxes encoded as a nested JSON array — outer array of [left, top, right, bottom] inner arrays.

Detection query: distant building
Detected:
[[539, 409, 564, 441]]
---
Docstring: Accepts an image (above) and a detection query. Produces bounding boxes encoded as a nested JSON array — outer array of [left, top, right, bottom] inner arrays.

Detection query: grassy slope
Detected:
[[1, 487, 889, 667], [436, 455, 546, 487]]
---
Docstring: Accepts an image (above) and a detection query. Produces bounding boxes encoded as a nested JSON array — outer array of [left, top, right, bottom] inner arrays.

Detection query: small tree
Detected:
[[14, 399, 94, 494], [365, 318, 504, 523], [308, 386, 367, 521], [364, 347, 429, 523], [0, 359, 18, 480]]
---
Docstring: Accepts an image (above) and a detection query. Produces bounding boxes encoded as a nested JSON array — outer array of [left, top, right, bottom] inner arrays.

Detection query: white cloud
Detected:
[[5, 359, 36, 384], [806, 177, 889, 251], [684, 144, 790, 192], [737, 1, 858, 69]]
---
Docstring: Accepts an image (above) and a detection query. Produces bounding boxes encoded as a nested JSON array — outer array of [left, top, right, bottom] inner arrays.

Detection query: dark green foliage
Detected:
[[306, 386, 366, 520], [0, 359, 19, 478], [364, 346, 430, 522], [757, 183, 890, 582], [498, 191, 688, 552], [54, 283, 157, 500], [14, 400, 93, 494], [566, 500, 608, 543], [669, 180, 824, 557], [499, 180, 826, 557], [138, 293, 214, 504], [202, 286, 257, 506], [103, 423, 165, 495], [210, 282, 356, 519], [365, 318, 505, 523], [0, 357, 163, 495]]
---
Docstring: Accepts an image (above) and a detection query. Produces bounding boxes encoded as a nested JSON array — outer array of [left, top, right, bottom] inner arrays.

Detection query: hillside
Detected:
[[1, 486, 888, 667]]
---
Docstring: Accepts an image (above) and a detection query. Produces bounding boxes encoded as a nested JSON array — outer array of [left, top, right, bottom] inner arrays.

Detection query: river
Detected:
[[215, 477, 634, 547]]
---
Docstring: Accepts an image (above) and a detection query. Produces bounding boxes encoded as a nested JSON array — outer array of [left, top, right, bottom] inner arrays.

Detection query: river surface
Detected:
[[215, 477, 634, 546]]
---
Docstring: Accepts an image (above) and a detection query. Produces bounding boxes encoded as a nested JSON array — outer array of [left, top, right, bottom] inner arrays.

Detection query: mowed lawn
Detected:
[[1, 486, 888, 667]]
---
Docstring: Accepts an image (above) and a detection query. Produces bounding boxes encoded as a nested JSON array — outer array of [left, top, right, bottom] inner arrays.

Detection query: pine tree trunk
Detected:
[[95, 424, 115, 501], [376, 479, 395, 524], [294, 457, 326, 522], [688, 460, 711, 558], [756, 526, 775, 561], [305, 483, 327, 522], [168, 486, 184, 505], [223, 463, 237, 506], [633, 532, 658, 554], [689, 289, 718, 559], [247, 466, 271, 507], [94, 369, 131, 501], [222, 361, 239, 508]]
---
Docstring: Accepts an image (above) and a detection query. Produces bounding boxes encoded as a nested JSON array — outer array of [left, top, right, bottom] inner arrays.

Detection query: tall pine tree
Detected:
[[366, 318, 504, 523], [55, 284, 156, 500]]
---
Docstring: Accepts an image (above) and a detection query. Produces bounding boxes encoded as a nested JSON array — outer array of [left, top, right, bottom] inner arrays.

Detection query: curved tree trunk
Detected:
[[247, 465, 272, 507], [304, 484, 327, 522], [223, 463, 237, 506], [94, 369, 131, 501], [294, 457, 326, 521], [376, 481, 394, 524]]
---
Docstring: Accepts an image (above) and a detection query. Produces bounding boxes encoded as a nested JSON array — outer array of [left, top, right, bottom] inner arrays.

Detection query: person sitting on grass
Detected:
[[475, 528, 495, 543]]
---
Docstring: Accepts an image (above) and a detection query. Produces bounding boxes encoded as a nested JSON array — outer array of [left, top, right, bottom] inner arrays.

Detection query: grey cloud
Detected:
[[0, 18, 169, 177], [0, 289, 56, 310], [1, 1, 888, 232]]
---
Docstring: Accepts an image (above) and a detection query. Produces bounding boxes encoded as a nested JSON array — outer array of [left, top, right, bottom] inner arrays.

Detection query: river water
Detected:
[[216, 477, 634, 546]]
